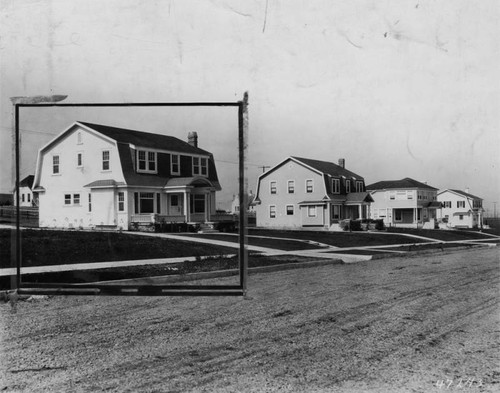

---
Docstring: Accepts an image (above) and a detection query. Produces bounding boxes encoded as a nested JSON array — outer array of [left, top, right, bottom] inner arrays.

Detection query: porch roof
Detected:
[[164, 176, 221, 190], [84, 179, 126, 188], [345, 192, 374, 204], [298, 200, 328, 206]]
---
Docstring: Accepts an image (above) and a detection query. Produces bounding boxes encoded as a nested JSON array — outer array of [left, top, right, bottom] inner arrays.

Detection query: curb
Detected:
[[92, 258, 344, 286]]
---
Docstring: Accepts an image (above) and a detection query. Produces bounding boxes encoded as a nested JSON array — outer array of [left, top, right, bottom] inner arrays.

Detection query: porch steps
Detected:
[[197, 223, 219, 234]]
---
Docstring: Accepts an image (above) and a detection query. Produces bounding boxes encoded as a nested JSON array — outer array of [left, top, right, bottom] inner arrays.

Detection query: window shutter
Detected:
[[134, 192, 139, 214]]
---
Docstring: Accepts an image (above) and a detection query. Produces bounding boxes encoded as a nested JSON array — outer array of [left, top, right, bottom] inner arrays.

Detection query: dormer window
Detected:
[[171, 154, 180, 175], [332, 178, 340, 194], [137, 149, 157, 173], [345, 180, 350, 193], [193, 157, 208, 176], [356, 181, 363, 192]]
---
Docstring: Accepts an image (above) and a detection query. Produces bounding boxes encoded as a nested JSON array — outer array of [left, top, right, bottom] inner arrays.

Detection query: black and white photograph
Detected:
[[1, 1, 499, 392]]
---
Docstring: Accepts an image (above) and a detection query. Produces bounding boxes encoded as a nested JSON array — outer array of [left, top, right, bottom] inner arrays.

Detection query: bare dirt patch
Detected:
[[1, 247, 499, 392]]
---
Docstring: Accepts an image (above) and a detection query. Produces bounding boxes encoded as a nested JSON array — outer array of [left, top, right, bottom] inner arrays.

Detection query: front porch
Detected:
[[130, 177, 218, 227]]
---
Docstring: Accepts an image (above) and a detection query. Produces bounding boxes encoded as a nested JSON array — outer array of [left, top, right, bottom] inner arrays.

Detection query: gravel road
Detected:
[[1, 247, 499, 392]]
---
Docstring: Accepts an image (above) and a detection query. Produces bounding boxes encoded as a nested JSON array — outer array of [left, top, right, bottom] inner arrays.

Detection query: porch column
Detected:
[[184, 191, 190, 222], [358, 204, 362, 220], [414, 208, 417, 223], [205, 192, 209, 222]]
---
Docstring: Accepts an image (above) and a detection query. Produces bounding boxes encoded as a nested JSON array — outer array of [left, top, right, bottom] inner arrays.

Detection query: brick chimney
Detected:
[[188, 131, 198, 147], [338, 158, 345, 168]]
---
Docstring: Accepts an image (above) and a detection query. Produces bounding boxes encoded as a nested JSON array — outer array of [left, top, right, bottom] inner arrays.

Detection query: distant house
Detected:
[[437, 189, 484, 229], [253, 157, 373, 229], [14, 175, 37, 207], [33, 122, 221, 229], [230, 191, 256, 214], [366, 178, 441, 228]]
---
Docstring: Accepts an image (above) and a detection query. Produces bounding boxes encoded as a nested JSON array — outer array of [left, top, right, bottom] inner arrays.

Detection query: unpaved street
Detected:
[[1, 247, 499, 392]]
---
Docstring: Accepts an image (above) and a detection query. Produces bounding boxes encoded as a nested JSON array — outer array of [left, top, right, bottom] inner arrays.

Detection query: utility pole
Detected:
[[10, 95, 67, 293], [259, 165, 270, 173], [494, 202, 497, 219]]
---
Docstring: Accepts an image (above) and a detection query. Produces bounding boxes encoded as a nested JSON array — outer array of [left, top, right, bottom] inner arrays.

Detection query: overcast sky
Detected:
[[1, 0, 499, 212]]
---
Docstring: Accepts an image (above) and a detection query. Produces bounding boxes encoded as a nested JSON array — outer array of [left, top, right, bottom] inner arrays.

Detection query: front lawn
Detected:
[[18, 254, 323, 285], [386, 227, 498, 241], [0, 229, 236, 268], [247, 228, 429, 247], [176, 233, 324, 251]]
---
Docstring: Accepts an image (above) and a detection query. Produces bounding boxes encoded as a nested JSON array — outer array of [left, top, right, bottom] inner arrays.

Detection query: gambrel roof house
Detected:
[[254, 156, 373, 230], [367, 177, 441, 228], [33, 121, 221, 229], [437, 189, 484, 229]]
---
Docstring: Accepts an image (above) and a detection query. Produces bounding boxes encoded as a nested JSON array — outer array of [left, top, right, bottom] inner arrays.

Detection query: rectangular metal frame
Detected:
[[12, 95, 249, 296]]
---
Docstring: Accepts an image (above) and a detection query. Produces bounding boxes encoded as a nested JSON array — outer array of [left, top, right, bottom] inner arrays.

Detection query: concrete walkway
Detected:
[[1, 227, 498, 276]]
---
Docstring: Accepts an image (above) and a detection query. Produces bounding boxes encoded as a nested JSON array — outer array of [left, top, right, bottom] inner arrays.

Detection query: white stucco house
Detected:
[[253, 157, 373, 230], [437, 189, 484, 229], [367, 178, 441, 228], [33, 121, 221, 230]]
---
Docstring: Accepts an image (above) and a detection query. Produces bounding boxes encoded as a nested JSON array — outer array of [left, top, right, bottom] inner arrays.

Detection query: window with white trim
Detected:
[[457, 201, 465, 208], [171, 154, 180, 175], [270, 181, 277, 194], [64, 194, 80, 206], [53, 155, 60, 174], [118, 192, 125, 211], [22, 194, 25, 202], [286, 205, 294, 215], [306, 179, 313, 193], [443, 201, 451, 208], [356, 181, 363, 192], [269, 205, 276, 218], [345, 180, 351, 193], [77, 152, 83, 167], [137, 150, 157, 173], [308, 206, 316, 217], [88, 194, 92, 212], [395, 210, 402, 221], [27, 194, 31, 202], [102, 150, 110, 171], [77, 131, 82, 144], [287, 180, 295, 194], [193, 157, 208, 176], [332, 179, 340, 194], [137, 192, 154, 213]]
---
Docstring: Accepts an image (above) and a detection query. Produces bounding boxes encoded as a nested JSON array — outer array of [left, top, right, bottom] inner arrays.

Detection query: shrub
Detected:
[[374, 219, 385, 230]]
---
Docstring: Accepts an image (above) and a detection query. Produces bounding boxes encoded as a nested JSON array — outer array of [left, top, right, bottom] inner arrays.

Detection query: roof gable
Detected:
[[438, 189, 482, 200], [366, 177, 438, 191]]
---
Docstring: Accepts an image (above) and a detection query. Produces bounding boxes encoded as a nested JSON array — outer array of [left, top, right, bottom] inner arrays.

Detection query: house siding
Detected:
[[255, 160, 326, 228], [437, 190, 482, 228], [37, 126, 125, 228]]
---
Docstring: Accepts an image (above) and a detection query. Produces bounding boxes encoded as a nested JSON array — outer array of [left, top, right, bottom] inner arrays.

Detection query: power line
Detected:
[[0, 125, 58, 136]]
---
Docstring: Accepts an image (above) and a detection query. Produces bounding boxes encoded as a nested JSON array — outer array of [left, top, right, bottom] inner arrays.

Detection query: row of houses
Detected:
[[18, 121, 485, 230], [252, 157, 484, 230]]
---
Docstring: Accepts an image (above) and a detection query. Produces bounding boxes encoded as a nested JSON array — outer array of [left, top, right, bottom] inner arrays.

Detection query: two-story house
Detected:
[[366, 178, 440, 228], [32, 121, 221, 230], [437, 189, 484, 229], [253, 157, 373, 229]]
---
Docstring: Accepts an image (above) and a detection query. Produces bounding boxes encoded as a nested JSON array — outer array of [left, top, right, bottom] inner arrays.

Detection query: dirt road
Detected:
[[1, 247, 499, 392]]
